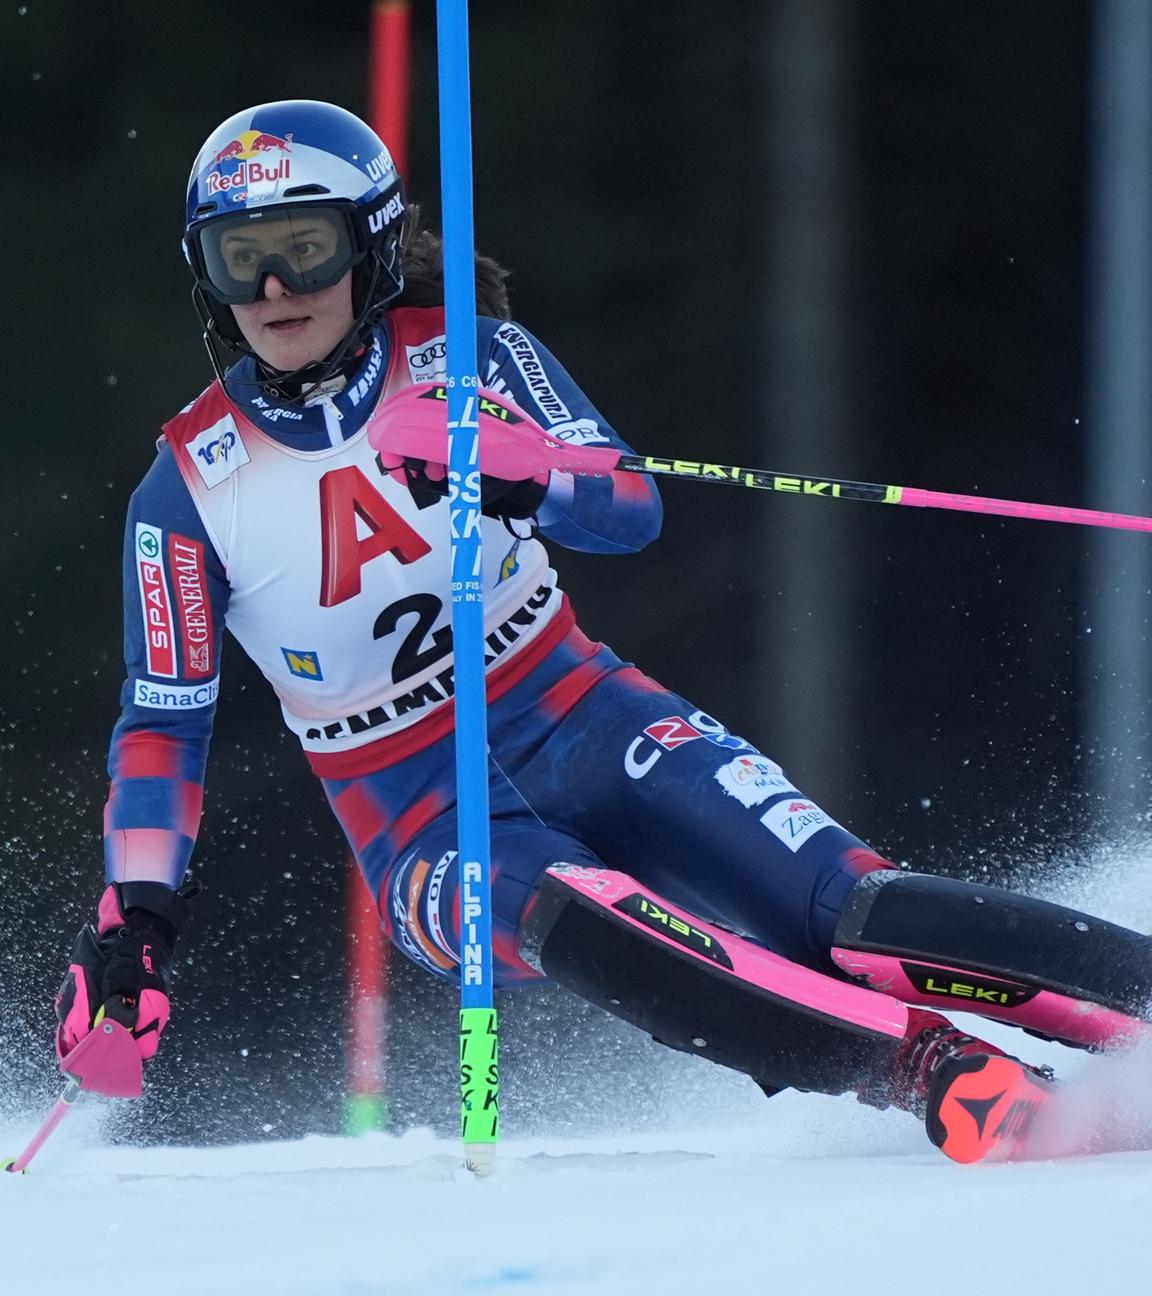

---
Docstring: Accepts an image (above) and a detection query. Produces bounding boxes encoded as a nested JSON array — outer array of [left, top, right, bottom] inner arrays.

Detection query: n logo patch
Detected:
[[282, 648, 324, 681]]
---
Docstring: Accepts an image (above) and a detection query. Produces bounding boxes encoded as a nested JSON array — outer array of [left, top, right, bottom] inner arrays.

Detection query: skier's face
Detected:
[[231, 269, 355, 372]]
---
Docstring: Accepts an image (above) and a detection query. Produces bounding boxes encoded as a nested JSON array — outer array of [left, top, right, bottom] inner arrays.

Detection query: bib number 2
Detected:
[[373, 593, 452, 683]]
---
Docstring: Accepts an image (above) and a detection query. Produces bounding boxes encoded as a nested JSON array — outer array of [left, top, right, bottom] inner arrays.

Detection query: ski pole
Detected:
[[369, 391, 1152, 537], [610, 454, 1152, 535], [3, 1076, 83, 1174], [3, 1017, 142, 1175]]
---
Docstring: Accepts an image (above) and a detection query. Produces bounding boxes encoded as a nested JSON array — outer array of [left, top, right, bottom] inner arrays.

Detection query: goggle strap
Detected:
[[354, 179, 406, 247]]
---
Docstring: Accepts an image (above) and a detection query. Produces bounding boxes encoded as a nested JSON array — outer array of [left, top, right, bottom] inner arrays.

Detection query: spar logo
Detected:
[[135, 523, 176, 679]]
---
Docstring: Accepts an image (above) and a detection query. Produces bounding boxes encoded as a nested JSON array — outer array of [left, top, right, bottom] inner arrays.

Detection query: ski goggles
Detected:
[[187, 202, 366, 306]]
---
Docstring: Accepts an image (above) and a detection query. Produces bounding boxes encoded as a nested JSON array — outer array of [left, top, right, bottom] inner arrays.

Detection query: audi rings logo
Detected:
[[409, 341, 447, 370]]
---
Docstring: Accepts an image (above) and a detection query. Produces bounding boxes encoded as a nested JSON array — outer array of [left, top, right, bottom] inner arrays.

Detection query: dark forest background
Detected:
[[3, 0, 1147, 1142]]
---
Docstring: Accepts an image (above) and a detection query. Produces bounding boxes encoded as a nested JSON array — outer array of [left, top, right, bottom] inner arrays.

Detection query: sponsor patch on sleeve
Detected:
[[493, 322, 571, 426], [643, 716, 704, 750], [135, 523, 176, 679], [168, 536, 214, 677], [133, 677, 220, 710], [713, 756, 795, 808], [759, 797, 841, 852], [549, 418, 609, 446]]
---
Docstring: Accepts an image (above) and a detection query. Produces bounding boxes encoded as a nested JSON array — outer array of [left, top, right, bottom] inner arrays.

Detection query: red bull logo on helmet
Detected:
[[206, 130, 293, 197], [211, 129, 293, 164]]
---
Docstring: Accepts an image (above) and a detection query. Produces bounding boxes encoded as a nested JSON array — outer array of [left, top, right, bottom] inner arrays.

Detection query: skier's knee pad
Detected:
[[832, 871, 1152, 1020], [385, 825, 604, 986], [520, 865, 905, 1098]]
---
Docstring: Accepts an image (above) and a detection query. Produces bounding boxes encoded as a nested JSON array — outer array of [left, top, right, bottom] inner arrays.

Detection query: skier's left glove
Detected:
[[381, 456, 549, 520], [55, 880, 197, 1064]]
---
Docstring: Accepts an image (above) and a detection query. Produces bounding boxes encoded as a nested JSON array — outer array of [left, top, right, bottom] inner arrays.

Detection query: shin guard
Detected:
[[520, 865, 908, 1097], [832, 871, 1152, 1050]]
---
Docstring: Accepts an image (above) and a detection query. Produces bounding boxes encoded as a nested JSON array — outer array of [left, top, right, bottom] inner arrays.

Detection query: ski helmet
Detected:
[[183, 100, 406, 383]]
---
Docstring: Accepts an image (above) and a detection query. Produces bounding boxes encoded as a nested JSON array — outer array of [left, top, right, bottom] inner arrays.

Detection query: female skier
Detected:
[[56, 100, 1152, 1164]]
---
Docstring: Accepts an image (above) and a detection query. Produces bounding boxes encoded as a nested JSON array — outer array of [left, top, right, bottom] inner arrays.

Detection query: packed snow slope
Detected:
[[5, 847, 1152, 1296], [4, 1085, 1152, 1296]]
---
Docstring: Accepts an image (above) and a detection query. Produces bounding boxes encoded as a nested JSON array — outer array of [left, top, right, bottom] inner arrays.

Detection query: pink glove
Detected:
[[56, 881, 196, 1064], [366, 384, 621, 482]]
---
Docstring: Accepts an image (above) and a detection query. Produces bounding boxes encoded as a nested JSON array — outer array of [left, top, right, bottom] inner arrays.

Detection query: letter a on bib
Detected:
[[319, 466, 431, 606]]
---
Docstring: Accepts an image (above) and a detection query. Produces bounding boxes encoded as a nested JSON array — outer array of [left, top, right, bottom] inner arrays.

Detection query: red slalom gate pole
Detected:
[[342, 0, 413, 1137], [344, 871, 390, 1134], [372, 0, 411, 175]]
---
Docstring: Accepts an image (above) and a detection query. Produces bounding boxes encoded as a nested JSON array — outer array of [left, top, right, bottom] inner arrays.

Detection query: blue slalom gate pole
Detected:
[[436, 0, 499, 1175]]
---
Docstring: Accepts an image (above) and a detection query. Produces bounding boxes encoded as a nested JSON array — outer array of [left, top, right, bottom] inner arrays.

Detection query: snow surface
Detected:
[[5, 1082, 1152, 1296], [5, 847, 1152, 1296]]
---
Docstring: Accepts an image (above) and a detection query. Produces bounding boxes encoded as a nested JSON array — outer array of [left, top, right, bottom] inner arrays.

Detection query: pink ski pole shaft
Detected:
[[4, 1018, 142, 1174], [611, 455, 1152, 535], [3, 1076, 82, 1174], [369, 384, 1152, 535]]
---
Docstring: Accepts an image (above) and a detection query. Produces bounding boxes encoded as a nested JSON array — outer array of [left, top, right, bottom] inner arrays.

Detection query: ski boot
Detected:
[[888, 1009, 1056, 1163]]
